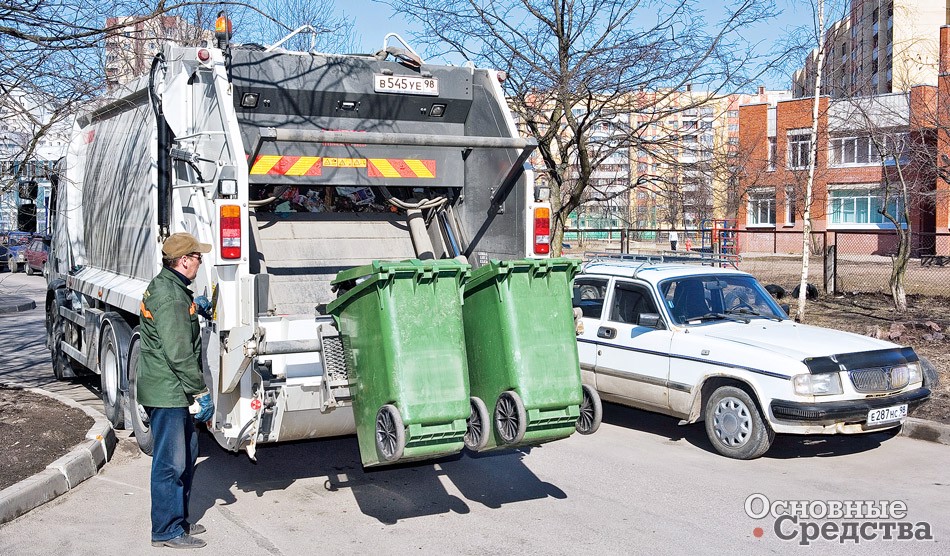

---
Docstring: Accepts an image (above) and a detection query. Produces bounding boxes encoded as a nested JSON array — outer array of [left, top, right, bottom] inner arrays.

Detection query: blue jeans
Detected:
[[148, 407, 199, 542]]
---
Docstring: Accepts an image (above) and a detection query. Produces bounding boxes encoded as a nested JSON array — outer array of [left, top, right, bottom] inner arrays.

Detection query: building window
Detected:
[[767, 137, 776, 171], [747, 189, 775, 226], [828, 186, 902, 226], [829, 133, 907, 166], [784, 186, 796, 225], [787, 131, 812, 169]]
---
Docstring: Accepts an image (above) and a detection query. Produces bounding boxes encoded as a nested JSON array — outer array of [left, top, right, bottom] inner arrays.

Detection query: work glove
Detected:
[[194, 391, 214, 424], [194, 295, 213, 320]]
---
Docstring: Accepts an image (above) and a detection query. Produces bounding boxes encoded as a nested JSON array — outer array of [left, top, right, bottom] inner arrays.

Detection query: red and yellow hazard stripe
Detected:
[[367, 158, 435, 178], [250, 156, 323, 176], [248, 155, 436, 178]]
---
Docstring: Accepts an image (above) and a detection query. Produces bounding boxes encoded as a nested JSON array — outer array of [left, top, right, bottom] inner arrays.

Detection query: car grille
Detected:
[[849, 367, 909, 393]]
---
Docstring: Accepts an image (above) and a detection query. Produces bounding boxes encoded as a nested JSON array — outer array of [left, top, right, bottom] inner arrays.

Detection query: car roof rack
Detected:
[[582, 250, 741, 271]]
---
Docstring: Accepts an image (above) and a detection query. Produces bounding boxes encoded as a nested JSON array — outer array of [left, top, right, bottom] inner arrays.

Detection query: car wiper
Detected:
[[686, 312, 750, 324], [726, 307, 784, 322]]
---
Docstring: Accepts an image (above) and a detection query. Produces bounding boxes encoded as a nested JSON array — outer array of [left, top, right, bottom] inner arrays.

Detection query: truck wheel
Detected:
[[99, 323, 125, 429], [127, 339, 153, 455], [26, 263, 34, 276], [704, 386, 773, 460], [49, 299, 75, 380], [375, 404, 405, 463], [464, 396, 490, 452], [575, 384, 602, 435], [494, 390, 527, 445]]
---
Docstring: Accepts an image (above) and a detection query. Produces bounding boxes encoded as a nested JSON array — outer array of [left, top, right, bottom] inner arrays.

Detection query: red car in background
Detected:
[[24, 235, 50, 277]]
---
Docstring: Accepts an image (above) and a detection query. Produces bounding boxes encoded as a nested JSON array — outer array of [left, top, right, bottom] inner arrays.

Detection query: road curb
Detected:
[[0, 295, 36, 314], [0, 388, 116, 525], [900, 417, 950, 446]]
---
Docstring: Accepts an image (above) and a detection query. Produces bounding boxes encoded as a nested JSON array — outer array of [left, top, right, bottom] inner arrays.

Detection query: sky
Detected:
[[338, 0, 817, 91]]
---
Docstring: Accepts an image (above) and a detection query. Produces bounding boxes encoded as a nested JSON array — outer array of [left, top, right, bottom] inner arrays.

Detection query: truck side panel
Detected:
[[80, 93, 158, 282]]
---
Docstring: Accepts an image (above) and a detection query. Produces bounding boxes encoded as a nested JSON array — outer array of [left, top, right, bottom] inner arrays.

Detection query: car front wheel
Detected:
[[704, 386, 773, 460]]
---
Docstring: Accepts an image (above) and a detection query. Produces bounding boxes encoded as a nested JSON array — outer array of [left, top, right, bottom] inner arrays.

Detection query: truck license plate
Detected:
[[867, 404, 907, 426], [374, 75, 439, 96]]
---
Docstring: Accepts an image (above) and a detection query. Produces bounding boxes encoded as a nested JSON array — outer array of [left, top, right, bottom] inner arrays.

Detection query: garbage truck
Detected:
[[46, 23, 598, 466]]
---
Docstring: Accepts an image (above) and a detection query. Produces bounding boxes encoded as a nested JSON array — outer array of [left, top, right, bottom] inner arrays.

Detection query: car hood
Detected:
[[696, 319, 899, 363]]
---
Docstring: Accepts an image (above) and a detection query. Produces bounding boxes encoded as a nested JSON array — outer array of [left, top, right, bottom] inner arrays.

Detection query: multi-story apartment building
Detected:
[[515, 87, 790, 240], [629, 87, 790, 231], [105, 15, 211, 87], [793, 0, 949, 98], [741, 24, 950, 257]]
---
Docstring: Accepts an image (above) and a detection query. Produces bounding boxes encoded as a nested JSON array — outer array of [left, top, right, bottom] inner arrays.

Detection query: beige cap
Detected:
[[162, 232, 212, 258]]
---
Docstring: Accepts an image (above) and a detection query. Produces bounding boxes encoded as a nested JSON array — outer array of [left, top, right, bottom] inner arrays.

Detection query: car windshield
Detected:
[[659, 275, 786, 325]]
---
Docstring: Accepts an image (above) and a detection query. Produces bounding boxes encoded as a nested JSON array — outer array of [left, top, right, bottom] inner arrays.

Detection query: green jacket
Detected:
[[137, 267, 206, 408]]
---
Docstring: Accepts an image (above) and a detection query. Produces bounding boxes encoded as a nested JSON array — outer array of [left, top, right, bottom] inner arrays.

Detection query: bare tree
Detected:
[[382, 0, 785, 255], [842, 93, 940, 312], [0, 1, 354, 198]]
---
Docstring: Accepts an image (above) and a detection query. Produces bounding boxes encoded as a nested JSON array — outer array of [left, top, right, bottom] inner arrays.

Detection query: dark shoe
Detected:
[[186, 523, 206, 535], [151, 533, 207, 549]]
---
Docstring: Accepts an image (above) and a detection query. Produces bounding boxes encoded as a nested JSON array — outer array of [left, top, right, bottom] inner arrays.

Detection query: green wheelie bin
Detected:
[[460, 258, 602, 452], [326, 259, 472, 467]]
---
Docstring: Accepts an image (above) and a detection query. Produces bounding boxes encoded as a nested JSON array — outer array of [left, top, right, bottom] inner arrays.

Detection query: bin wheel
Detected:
[[464, 396, 490, 452], [375, 404, 405, 462], [575, 384, 602, 435], [494, 391, 527, 445]]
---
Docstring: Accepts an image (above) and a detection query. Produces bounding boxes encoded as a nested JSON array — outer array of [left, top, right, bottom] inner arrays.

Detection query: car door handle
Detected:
[[597, 326, 616, 339]]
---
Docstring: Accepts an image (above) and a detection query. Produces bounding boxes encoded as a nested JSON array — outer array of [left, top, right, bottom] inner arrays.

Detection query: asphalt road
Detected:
[[1, 270, 948, 555]]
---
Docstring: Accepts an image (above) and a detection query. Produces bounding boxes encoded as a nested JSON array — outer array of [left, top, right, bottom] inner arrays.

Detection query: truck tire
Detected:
[[463, 396, 490, 452], [99, 322, 126, 429], [49, 298, 75, 380], [575, 384, 602, 435], [127, 338, 153, 455], [375, 404, 405, 463], [8, 256, 17, 273], [26, 262, 34, 276], [494, 390, 527, 445], [704, 386, 773, 460]]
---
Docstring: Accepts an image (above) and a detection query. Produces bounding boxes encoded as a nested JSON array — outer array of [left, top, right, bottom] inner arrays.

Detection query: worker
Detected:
[[684, 235, 693, 252], [138, 232, 213, 549], [669, 230, 679, 251]]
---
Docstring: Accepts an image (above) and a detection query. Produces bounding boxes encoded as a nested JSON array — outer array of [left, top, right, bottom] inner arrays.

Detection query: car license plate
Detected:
[[374, 75, 439, 96], [867, 404, 907, 426]]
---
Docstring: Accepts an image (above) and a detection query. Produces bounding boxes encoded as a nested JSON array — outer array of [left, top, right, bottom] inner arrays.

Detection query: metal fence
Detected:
[[564, 228, 950, 298]]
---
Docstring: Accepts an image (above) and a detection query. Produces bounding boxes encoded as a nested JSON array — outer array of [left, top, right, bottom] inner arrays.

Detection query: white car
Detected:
[[573, 257, 933, 459]]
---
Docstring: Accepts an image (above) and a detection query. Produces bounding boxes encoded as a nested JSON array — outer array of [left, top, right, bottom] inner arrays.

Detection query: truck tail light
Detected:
[[220, 204, 241, 259], [533, 207, 550, 255]]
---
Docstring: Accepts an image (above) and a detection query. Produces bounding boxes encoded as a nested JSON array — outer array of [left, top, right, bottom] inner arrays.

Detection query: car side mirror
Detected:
[[638, 313, 664, 329], [780, 303, 790, 316]]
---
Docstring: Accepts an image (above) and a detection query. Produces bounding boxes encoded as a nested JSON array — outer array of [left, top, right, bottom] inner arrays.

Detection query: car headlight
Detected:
[[793, 373, 843, 395], [905, 361, 923, 385]]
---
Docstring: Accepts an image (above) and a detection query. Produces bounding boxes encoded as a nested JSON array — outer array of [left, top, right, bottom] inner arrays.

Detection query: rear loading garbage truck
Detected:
[[46, 28, 598, 466]]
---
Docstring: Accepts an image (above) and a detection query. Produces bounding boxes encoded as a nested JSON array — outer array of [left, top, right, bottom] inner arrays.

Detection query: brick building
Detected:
[[737, 26, 950, 257]]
